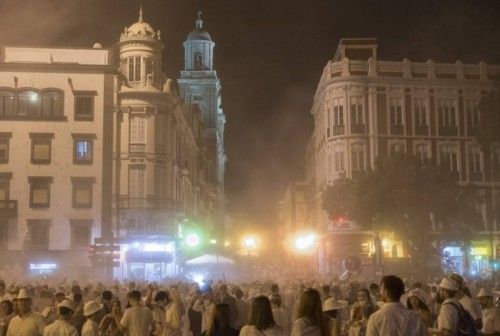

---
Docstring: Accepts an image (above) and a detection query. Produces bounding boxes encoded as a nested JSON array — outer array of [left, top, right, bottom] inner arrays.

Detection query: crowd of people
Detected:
[[0, 272, 499, 336]]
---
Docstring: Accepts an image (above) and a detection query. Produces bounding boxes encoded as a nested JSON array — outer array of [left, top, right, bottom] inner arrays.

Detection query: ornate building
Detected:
[[178, 12, 227, 232], [306, 38, 500, 276], [0, 7, 224, 281]]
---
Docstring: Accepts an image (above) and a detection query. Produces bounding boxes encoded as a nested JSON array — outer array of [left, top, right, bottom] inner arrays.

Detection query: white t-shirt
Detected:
[[7, 312, 46, 336], [437, 299, 459, 335], [81, 319, 99, 336], [43, 319, 78, 336], [120, 305, 154, 336]]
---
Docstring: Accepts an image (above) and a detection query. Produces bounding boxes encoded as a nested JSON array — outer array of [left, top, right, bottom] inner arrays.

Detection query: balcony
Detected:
[[350, 124, 367, 134], [390, 125, 404, 135], [0, 200, 17, 219], [415, 125, 429, 136], [439, 126, 458, 137], [332, 125, 345, 136]]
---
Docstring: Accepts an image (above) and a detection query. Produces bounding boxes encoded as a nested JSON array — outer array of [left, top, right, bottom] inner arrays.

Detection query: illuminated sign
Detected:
[[29, 263, 57, 270], [471, 247, 488, 256]]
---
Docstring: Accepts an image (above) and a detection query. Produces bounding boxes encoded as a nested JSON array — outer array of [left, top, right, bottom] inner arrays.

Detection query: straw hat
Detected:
[[323, 298, 348, 311], [83, 300, 103, 317], [438, 278, 459, 291], [17, 288, 32, 300], [477, 288, 494, 298]]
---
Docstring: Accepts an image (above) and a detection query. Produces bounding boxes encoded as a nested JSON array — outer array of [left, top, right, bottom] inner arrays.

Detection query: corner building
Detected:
[[306, 38, 500, 276], [0, 8, 224, 281]]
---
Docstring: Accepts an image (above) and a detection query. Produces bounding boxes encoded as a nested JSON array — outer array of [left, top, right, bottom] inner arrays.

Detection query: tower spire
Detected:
[[195, 10, 203, 30], [139, 5, 144, 23]]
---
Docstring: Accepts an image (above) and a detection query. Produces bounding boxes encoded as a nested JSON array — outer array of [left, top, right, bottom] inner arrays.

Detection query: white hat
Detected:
[[17, 288, 32, 300], [83, 300, 103, 317], [323, 298, 348, 311], [58, 299, 74, 311], [438, 278, 459, 291], [408, 288, 427, 303], [477, 288, 494, 298]]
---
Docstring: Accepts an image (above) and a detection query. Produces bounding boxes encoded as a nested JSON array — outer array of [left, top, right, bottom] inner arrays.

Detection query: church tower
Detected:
[[178, 11, 226, 224]]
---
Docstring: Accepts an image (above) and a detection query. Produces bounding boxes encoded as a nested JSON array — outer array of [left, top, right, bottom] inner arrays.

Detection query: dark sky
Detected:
[[1, 0, 500, 218]]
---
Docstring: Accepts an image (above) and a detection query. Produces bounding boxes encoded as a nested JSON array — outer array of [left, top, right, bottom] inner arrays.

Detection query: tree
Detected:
[[322, 153, 482, 276]]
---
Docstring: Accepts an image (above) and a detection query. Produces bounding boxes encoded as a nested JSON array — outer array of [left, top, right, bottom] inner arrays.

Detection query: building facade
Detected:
[[306, 38, 500, 276], [0, 46, 115, 277], [0, 8, 225, 280]]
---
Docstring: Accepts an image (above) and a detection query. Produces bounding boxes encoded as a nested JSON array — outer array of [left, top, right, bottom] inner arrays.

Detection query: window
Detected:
[[70, 220, 92, 248], [414, 98, 428, 126], [465, 100, 480, 127], [438, 100, 457, 127], [0, 90, 14, 116], [27, 220, 50, 250], [28, 177, 52, 208], [194, 52, 203, 70], [30, 133, 53, 164], [415, 143, 431, 163], [333, 144, 345, 172], [440, 144, 459, 172], [72, 134, 95, 164], [74, 95, 94, 121], [0, 173, 11, 201], [326, 107, 331, 137], [41, 90, 63, 117], [128, 56, 141, 82], [155, 166, 166, 199], [351, 144, 366, 171], [129, 167, 146, 199], [389, 97, 403, 125], [468, 145, 482, 173], [350, 97, 364, 125], [71, 177, 94, 209], [333, 105, 344, 126], [18, 90, 40, 116], [130, 116, 146, 144], [0, 133, 10, 163]]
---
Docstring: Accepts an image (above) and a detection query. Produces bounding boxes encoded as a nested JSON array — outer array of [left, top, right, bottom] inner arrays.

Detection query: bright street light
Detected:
[[293, 233, 317, 252], [243, 236, 257, 249]]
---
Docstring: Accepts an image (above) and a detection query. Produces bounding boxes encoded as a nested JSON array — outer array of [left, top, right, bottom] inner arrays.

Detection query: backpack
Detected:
[[442, 301, 478, 336]]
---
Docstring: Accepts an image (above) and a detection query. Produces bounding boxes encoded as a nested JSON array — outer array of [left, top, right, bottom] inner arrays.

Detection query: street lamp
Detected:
[[293, 233, 317, 253]]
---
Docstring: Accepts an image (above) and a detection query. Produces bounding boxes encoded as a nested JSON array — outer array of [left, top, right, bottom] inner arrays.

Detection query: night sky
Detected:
[[1, 0, 499, 219]]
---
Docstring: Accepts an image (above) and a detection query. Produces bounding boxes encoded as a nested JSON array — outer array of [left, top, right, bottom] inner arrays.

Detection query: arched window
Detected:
[[18, 90, 40, 116], [41, 90, 63, 116], [194, 52, 203, 70], [0, 90, 14, 116]]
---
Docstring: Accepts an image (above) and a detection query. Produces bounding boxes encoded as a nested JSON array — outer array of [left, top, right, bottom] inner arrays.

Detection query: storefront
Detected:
[[441, 241, 492, 278]]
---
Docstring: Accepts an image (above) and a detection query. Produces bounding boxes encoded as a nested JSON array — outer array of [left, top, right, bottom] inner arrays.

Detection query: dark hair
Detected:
[[59, 306, 73, 317], [369, 283, 379, 292], [155, 291, 169, 303], [205, 303, 233, 336], [0, 300, 13, 315], [297, 288, 329, 336], [248, 296, 276, 331], [362, 305, 376, 319], [380, 275, 405, 301], [128, 290, 142, 301], [73, 293, 82, 304], [102, 290, 112, 301], [443, 288, 457, 298], [357, 288, 372, 303], [232, 287, 243, 299]]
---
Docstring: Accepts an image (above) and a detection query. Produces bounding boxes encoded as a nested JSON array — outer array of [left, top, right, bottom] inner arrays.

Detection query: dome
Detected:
[[187, 29, 212, 41], [186, 11, 212, 42], [119, 6, 161, 42]]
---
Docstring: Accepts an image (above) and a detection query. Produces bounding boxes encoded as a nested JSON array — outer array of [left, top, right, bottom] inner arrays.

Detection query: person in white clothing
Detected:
[[270, 295, 290, 336], [291, 288, 329, 336], [43, 299, 78, 336], [6, 288, 45, 336], [164, 291, 182, 336], [240, 296, 284, 336], [117, 290, 154, 336], [476, 288, 500, 335], [81, 300, 104, 336], [366, 275, 426, 336], [428, 277, 462, 336], [449, 273, 483, 329]]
